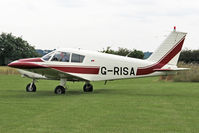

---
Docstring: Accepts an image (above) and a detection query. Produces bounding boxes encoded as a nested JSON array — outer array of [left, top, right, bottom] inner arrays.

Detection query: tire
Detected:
[[26, 83, 36, 92], [54, 85, 65, 94], [83, 84, 93, 92]]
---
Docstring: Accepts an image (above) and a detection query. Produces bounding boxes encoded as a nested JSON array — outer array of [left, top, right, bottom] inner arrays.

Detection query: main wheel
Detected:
[[83, 84, 93, 92], [54, 85, 65, 94], [26, 83, 36, 92]]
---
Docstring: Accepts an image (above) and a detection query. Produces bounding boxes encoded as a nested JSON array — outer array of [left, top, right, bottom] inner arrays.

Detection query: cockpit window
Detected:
[[51, 51, 70, 62], [71, 53, 85, 63], [42, 51, 54, 61]]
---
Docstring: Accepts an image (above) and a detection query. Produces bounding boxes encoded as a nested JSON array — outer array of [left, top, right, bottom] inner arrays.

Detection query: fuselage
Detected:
[[8, 48, 176, 81]]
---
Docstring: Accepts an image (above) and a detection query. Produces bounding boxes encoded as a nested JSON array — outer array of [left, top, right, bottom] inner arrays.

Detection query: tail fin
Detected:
[[147, 29, 187, 66]]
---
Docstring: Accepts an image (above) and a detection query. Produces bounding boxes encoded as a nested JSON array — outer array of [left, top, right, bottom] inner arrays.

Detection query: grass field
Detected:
[[0, 75, 199, 133]]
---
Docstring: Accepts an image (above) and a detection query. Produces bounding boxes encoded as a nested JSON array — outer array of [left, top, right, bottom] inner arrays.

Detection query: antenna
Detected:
[[126, 51, 132, 57]]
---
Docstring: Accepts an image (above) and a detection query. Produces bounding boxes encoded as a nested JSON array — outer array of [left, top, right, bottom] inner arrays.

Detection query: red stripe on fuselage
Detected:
[[51, 66, 100, 74], [136, 38, 185, 75]]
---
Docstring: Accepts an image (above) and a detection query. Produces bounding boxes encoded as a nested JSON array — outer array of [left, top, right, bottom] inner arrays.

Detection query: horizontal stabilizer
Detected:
[[154, 68, 190, 72]]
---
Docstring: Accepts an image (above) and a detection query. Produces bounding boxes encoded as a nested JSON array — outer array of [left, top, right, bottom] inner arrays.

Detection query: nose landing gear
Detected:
[[26, 79, 36, 92]]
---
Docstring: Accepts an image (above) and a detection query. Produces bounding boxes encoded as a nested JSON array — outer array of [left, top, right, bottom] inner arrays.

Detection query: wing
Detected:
[[19, 67, 88, 81]]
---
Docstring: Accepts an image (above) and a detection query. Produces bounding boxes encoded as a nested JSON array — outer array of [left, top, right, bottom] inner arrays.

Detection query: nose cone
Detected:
[[8, 61, 30, 68], [8, 61, 33, 68], [8, 61, 18, 68], [8, 58, 45, 69]]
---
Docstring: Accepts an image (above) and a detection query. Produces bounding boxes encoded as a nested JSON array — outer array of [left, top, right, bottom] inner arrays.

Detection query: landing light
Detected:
[[174, 26, 176, 32]]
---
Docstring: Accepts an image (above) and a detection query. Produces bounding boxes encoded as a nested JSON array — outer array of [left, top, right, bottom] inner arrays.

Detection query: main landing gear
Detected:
[[83, 82, 93, 92], [54, 79, 66, 94], [54, 86, 65, 94], [25, 79, 94, 94]]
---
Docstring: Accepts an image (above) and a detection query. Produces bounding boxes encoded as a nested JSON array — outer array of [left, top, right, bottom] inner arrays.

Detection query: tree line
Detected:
[[101, 46, 144, 59], [179, 50, 199, 63], [101, 48, 199, 63]]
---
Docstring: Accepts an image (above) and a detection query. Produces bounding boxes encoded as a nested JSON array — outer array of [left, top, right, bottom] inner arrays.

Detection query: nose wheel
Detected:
[[26, 82, 36, 92], [83, 83, 93, 92]]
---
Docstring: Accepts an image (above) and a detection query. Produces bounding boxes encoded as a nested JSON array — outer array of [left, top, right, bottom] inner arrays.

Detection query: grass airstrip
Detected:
[[0, 74, 199, 133]]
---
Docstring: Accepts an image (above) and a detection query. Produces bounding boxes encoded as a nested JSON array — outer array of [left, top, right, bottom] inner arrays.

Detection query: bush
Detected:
[[0, 66, 19, 75], [173, 62, 199, 82]]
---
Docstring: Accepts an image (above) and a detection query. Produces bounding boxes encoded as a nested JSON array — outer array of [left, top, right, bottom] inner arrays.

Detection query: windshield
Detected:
[[42, 51, 55, 61]]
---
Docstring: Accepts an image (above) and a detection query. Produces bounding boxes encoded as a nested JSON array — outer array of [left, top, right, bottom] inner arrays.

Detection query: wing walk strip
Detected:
[[136, 37, 185, 76]]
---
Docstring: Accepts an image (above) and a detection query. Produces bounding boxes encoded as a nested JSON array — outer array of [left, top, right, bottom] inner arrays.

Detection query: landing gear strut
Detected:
[[26, 79, 36, 92], [83, 82, 93, 92], [54, 79, 66, 94]]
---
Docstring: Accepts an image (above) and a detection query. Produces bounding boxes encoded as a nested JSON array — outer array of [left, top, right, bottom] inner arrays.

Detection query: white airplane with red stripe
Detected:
[[8, 28, 188, 94]]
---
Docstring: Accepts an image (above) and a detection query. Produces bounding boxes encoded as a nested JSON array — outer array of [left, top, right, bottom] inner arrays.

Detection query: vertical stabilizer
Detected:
[[147, 29, 187, 66]]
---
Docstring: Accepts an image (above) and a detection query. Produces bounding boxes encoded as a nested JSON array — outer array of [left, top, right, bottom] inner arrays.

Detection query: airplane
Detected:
[[8, 27, 188, 94]]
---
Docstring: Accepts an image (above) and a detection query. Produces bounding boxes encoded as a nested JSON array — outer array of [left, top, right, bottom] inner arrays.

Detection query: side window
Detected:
[[71, 53, 85, 63], [51, 52, 70, 62], [61, 52, 70, 62]]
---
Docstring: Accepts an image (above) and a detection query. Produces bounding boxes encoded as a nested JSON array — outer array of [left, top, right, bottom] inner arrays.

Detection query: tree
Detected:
[[179, 49, 199, 63], [128, 49, 144, 59], [0, 33, 38, 65], [101, 46, 144, 59], [116, 47, 130, 56], [101, 46, 116, 55]]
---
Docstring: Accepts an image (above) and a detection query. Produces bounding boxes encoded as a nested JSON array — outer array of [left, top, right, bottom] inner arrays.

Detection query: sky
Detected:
[[0, 0, 199, 52]]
